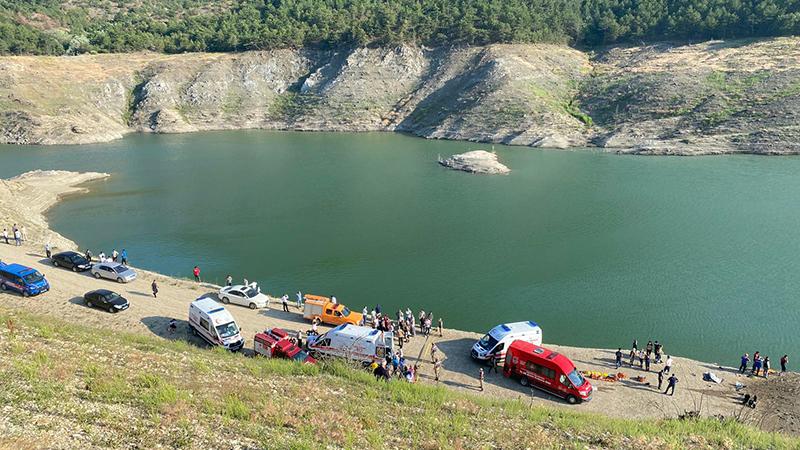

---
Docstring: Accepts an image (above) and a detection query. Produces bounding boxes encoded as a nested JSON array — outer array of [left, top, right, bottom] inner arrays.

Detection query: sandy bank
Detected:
[[0, 170, 109, 250], [0, 170, 796, 434]]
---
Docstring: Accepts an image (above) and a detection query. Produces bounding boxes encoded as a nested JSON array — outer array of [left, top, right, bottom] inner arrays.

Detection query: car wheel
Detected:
[[86, 300, 93, 308], [191, 326, 198, 336], [108, 306, 115, 313], [0, 283, 6, 291], [249, 303, 256, 310], [93, 272, 101, 279], [53, 260, 59, 267], [116, 277, 124, 283], [221, 297, 229, 304], [22, 291, 29, 298], [72, 266, 78, 272], [520, 377, 529, 387], [566, 395, 578, 405]]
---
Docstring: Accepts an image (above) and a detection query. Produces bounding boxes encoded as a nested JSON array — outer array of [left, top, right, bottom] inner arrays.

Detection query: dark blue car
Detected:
[[0, 262, 50, 297]]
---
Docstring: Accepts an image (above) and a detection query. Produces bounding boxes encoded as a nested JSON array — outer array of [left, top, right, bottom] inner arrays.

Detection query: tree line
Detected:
[[1, 0, 799, 55]]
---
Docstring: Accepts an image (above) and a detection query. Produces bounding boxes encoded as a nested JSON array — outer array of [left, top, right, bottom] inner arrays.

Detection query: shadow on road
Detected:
[[259, 308, 308, 326], [140, 315, 207, 348]]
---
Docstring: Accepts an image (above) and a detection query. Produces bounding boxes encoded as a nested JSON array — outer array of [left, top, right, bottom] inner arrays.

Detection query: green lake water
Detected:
[[1, 131, 798, 365]]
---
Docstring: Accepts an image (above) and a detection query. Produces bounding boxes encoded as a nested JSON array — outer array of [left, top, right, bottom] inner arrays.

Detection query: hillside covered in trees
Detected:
[[1, 0, 799, 55]]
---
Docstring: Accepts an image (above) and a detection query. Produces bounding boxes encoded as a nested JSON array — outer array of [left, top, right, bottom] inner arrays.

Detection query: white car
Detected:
[[90, 262, 137, 283], [218, 284, 269, 309]]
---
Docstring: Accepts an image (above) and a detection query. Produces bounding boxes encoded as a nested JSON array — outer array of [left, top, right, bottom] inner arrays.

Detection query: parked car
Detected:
[[0, 262, 49, 297], [90, 261, 136, 283], [83, 289, 130, 313], [218, 284, 270, 309], [51, 251, 92, 272]]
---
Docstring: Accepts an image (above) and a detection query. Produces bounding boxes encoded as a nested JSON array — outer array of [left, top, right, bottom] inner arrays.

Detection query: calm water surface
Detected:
[[1, 131, 798, 364]]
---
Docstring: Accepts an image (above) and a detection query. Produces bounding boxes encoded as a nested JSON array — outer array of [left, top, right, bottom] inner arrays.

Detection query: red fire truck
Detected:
[[254, 328, 317, 364], [503, 340, 593, 404]]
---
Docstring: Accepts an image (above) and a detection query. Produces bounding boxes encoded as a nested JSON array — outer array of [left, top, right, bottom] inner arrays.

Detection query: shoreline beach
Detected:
[[0, 169, 797, 434]]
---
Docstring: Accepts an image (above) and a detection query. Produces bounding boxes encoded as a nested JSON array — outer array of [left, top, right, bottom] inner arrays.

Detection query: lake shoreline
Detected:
[[2, 168, 798, 433]]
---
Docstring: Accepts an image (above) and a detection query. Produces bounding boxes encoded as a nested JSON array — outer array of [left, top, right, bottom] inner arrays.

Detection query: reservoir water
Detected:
[[1, 131, 798, 364]]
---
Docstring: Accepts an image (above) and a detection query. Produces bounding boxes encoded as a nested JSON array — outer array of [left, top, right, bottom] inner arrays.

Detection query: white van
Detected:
[[471, 321, 542, 363], [307, 324, 394, 363], [188, 297, 245, 351]]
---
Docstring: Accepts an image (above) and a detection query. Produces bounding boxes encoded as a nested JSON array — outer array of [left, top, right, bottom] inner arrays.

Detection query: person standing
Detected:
[[763, 356, 771, 379], [120, 249, 128, 265], [281, 295, 290, 312], [739, 353, 750, 373], [664, 356, 673, 373], [615, 348, 623, 369], [225, 275, 232, 286], [2, 228, 7, 244], [85, 249, 93, 261], [331, 295, 337, 305], [646, 340, 654, 357], [430, 342, 438, 363], [632, 339, 638, 351], [478, 367, 485, 392], [297, 291, 304, 309], [781, 355, 789, 373], [44, 242, 51, 259], [438, 317, 443, 337], [664, 374, 678, 396], [111, 249, 119, 262], [13, 228, 21, 246], [654, 341, 663, 363], [193, 266, 201, 282], [645, 352, 651, 372], [657, 370, 664, 390], [753, 354, 763, 376], [151, 280, 159, 298]]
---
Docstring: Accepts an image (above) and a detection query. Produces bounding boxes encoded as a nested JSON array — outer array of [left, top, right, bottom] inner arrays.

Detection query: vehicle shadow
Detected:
[[140, 316, 208, 348], [68, 296, 90, 308], [128, 290, 154, 298], [259, 308, 309, 326]]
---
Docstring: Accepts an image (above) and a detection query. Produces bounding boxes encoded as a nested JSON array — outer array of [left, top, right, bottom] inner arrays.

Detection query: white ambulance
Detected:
[[471, 321, 542, 363], [306, 324, 394, 363], [188, 296, 245, 351]]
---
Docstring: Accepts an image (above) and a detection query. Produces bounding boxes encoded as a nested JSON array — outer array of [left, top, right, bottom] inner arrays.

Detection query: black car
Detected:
[[84, 289, 129, 313], [51, 251, 92, 272]]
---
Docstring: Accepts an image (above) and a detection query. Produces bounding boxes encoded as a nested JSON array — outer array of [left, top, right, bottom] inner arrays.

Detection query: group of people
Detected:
[[371, 349, 419, 383], [614, 339, 677, 395], [85, 248, 128, 265], [738, 352, 789, 378], [2, 224, 25, 246]]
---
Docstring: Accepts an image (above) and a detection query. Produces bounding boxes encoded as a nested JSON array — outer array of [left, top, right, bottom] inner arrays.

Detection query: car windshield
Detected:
[[478, 334, 498, 350], [216, 322, 239, 339], [243, 287, 259, 298], [113, 265, 130, 273], [104, 293, 121, 302], [22, 271, 44, 283], [292, 350, 310, 362], [73, 256, 88, 264], [341, 307, 351, 317], [567, 369, 585, 388]]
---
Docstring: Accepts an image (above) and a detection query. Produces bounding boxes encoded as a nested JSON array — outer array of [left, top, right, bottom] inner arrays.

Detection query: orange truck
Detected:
[[302, 294, 363, 326]]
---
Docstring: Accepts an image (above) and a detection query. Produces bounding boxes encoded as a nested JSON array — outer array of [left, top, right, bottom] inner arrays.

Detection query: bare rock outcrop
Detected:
[[438, 150, 510, 174]]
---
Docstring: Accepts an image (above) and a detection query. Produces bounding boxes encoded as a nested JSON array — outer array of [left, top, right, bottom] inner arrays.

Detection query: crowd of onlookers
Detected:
[[2, 224, 26, 246], [738, 352, 789, 378]]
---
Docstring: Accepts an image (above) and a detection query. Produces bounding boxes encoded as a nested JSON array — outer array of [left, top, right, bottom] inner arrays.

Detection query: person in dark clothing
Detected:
[[615, 348, 623, 369], [781, 355, 789, 373], [373, 363, 387, 381], [645, 340, 653, 357], [664, 374, 678, 395], [645, 353, 651, 372], [739, 353, 750, 373], [653, 340, 663, 363], [151, 280, 158, 298], [632, 339, 638, 351], [657, 370, 664, 390]]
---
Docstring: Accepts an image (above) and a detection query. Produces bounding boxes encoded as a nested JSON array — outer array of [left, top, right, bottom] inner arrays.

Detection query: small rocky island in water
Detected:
[[438, 150, 510, 175]]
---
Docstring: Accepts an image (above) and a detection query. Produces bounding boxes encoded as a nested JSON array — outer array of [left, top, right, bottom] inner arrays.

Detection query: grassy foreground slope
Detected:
[[0, 309, 796, 449]]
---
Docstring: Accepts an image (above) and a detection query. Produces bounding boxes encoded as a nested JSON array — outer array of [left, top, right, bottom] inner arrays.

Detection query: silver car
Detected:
[[90, 262, 137, 283]]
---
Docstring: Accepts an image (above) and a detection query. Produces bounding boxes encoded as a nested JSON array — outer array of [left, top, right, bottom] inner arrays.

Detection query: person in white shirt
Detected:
[[2, 228, 8, 244], [296, 291, 303, 309], [664, 356, 674, 373], [331, 296, 337, 304], [98, 252, 106, 262]]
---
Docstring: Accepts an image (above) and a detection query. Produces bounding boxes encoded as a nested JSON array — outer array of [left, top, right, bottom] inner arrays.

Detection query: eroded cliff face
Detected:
[[0, 44, 593, 148], [2, 38, 800, 155]]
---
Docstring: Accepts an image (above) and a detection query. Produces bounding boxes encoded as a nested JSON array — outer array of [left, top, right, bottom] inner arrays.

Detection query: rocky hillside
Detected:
[[2, 37, 800, 155]]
